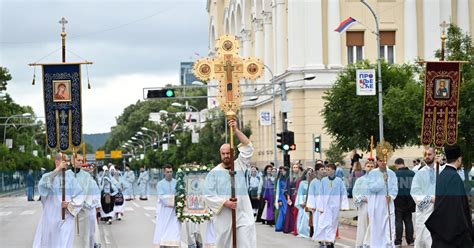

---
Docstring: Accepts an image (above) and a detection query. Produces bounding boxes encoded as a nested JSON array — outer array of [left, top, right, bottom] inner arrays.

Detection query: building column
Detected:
[[457, 0, 470, 33], [440, 0, 451, 24], [241, 29, 252, 57], [423, 0, 441, 59], [253, 18, 265, 87], [326, 0, 341, 68], [274, 0, 287, 75], [262, 11, 274, 84], [288, 0, 305, 69], [404, 0, 418, 62]]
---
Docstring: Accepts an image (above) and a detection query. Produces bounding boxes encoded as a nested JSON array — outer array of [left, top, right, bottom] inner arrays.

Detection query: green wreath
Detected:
[[175, 163, 214, 223]]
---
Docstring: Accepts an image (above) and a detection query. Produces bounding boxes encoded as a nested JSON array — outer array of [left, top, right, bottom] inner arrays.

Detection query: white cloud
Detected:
[[10, 73, 178, 134]]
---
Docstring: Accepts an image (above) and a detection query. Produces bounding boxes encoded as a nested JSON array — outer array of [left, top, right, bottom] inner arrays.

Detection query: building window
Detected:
[[380, 31, 396, 64], [346, 31, 364, 64]]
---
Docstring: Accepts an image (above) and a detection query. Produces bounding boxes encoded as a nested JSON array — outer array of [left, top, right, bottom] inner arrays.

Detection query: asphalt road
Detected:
[[0, 194, 356, 248]]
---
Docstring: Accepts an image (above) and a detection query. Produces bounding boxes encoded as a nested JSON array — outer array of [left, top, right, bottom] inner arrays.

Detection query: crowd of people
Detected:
[[32, 152, 152, 248], [30, 119, 473, 248]]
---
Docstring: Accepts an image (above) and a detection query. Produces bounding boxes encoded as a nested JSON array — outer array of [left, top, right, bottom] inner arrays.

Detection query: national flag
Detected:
[[334, 17, 357, 33]]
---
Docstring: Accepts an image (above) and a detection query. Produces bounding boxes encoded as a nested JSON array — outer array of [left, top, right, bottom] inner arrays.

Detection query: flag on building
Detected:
[[334, 17, 357, 33]]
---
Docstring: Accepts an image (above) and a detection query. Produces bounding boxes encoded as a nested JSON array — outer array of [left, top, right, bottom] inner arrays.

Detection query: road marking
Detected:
[[20, 210, 35, 215], [335, 244, 352, 248], [124, 207, 134, 211], [143, 206, 155, 211], [102, 226, 112, 244], [131, 201, 140, 208], [0, 211, 12, 216]]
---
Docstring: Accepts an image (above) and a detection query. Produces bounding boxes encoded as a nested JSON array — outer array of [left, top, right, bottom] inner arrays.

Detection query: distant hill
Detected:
[[83, 133, 110, 151]]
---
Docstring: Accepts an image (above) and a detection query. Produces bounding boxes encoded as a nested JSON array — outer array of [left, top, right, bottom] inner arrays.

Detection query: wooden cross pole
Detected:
[[193, 35, 263, 248]]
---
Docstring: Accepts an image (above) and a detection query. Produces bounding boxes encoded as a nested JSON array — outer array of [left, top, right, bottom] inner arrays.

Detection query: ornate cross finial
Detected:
[[440, 21, 449, 61], [193, 34, 263, 116], [59, 17, 68, 33], [440, 21, 449, 35]]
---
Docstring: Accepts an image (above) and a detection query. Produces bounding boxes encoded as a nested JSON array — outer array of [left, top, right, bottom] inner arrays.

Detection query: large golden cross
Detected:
[[193, 35, 263, 116]]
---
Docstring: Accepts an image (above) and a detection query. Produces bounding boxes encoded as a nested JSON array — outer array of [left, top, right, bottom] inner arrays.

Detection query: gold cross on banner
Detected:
[[193, 35, 263, 116]]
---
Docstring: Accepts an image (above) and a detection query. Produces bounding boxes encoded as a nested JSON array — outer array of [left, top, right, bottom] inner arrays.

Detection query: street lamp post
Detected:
[[361, 0, 384, 142], [280, 75, 316, 168], [171, 101, 202, 129], [141, 127, 160, 147], [262, 64, 279, 168], [136, 131, 154, 147], [3, 113, 33, 144], [130, 137, 146, 153]]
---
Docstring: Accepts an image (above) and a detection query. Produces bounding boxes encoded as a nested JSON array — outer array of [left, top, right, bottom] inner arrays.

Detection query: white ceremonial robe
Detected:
[[204, 143, 256, 248], [352, 174, 371, 247], [69, 170, 101, 248], [153, 178, 181, 247], [124, 170, 135, 200], [315, 177, 349, 243], [410, 165, 443, 248], [295, 180, 310, 238], [99, 176, 118, 219], [367, 168, 398, 248], [306, 178, 322, 241], [33, 170, 84, 248], [137, 170, 150, 198]]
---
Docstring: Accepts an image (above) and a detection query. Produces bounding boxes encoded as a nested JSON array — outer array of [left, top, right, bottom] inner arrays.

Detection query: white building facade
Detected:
[[206, 0, 473, 167]]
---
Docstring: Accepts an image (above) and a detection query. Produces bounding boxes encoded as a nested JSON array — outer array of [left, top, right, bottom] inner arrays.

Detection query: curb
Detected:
[[0, 188, 25, 198], [339, 216, 358, 227]]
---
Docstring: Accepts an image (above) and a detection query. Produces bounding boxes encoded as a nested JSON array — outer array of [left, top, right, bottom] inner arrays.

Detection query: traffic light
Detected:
[[277, 131, 295, 151], [276, 132, 285, 150], [147, 88, 175, 98], [314, 135, 322, 153]]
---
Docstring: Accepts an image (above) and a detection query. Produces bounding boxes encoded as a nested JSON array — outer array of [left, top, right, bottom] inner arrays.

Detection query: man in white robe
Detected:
[[352, 160, 375, 248], [204, 119, 256, 248], [153, 164, 181, 247], [367, 158, 398, 247], [33, 153, 84, 248], [315, 164, 349, 247], [69, 154, 101, 248], [306, 161, 325, 242], [137, 166, 149, 200], [410, 147, 444, 248], [124, 165, 135, 200]]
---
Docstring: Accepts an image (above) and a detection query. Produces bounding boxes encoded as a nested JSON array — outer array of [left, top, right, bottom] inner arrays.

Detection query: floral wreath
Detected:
[[175, 163, 214, 223]]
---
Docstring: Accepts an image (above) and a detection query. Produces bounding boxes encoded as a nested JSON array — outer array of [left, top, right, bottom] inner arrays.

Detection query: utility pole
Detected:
[[280, 80, 290, 168]]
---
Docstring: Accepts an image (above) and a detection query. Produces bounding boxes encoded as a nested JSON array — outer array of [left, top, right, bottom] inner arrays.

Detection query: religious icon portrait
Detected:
[[183, 172, 209, 215], [434, 78, 450, 99], [53, 80, 71, 102]]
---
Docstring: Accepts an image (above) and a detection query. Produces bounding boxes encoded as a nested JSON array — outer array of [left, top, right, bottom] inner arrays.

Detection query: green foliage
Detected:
[[0, 67, 12, 92], [322, 60, 423, 151], [324, 142, 346, 165]]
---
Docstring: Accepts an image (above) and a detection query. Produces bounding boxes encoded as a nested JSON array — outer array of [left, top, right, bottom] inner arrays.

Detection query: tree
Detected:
[[322, 60, 423, 151], [324, 142, 346, 165], [0, 67, 12, 92]]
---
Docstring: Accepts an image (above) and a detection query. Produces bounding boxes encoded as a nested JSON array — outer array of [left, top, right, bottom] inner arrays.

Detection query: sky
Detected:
[[0, 0, 209, 134]]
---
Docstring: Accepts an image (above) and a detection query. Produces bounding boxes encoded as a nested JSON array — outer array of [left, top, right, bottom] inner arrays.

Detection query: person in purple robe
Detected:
[[262, 165, 277, 226], [283, 163, 303, 234]]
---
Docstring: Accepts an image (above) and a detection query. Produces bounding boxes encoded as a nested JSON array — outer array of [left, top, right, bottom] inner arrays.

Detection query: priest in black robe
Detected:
[[425, 144, 474, 247]]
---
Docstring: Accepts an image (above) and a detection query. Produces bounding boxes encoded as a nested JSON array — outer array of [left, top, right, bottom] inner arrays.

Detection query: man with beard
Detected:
[[204, 119, 255, 248], [410, 147, 444, 247], [425, 145, 474, 247]]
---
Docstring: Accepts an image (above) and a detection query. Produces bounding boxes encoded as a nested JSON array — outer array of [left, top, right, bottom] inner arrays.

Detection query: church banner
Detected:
[[421, 61, 462, 147], [42, 63, 83, 151]]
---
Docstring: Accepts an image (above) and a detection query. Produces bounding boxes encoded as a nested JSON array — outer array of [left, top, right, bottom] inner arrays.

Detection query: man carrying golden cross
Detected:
[[194, 35, 263, 248]]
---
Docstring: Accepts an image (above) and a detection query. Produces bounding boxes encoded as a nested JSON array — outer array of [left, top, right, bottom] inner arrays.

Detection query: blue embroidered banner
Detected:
[[42, 64, 82, 151]]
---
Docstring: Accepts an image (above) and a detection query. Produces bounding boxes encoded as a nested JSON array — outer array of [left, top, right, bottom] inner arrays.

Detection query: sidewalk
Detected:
[[0, 188, 26, 198]]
